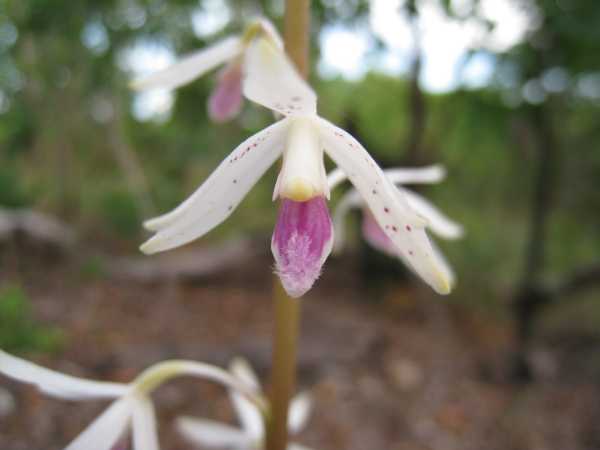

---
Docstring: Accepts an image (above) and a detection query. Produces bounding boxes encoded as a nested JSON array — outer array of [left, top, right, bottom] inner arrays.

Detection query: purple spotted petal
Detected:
[[207, 62, 243, 123], [271, 197, 334, 298], [362, 210, 397, 257]]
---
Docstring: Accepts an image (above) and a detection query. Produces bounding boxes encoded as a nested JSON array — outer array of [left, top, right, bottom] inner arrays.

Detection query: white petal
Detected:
[[230, 391, 264, 440], [327, 165, 445, 192], [401, 189, 464, 240], [227, 358, 263, 439], [288, 444, 315, 450], [0, 350, 128, 400], [141, 119, 290, 254], [65, 398, 133, 450], [130, 37, 243, 91], [243, 38, 317, 116], [229, 358, 260, 390], [176, 416, 252, 448], [288, 392, 312, 434], [331, 189, 362, 254], [132, 396, 160, 450], [317, 118, 453, 295], [384, 165, 446, 185]]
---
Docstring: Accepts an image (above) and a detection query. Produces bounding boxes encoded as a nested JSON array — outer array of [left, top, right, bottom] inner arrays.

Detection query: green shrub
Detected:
[[0, 285, 63, 353]]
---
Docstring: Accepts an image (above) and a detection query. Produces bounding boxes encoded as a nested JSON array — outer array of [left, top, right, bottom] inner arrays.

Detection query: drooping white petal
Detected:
[[317, 118, 452, 295], [243, 38, 317, 116], [0, 350, 128, 400], [176, 416, 252, 448], [141, 119, 290, 254], [401, 189, 464, 240], [288, 392, 312, 434], [230, 390, 264, 440], [274, 117, 329, 201], [227, 358, 264, 440], [65, 398, 133, 450], [132, 396, 160, 450], [130, 37, 243, 91]]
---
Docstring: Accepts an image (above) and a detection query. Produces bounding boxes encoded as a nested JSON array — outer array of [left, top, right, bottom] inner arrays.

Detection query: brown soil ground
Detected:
[[1, 245, 600, 450]]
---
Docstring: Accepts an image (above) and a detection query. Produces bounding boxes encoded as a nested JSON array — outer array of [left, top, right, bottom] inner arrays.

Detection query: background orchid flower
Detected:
[[0, 350, 262, 450], [140, 37, 454, 296], [130, 18, 283, 122], [328, 165, 463, 287], [177, 358, 313, 450]]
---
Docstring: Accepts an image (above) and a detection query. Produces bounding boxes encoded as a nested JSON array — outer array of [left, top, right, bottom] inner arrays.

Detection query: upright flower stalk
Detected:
[[267, 3, 311, 450]]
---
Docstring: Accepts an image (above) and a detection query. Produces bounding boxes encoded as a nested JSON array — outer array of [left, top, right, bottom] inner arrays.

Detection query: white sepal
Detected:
[[0, 350, 128, 400], [317, 117, 452, 295], [288, 392, 312, 434], [176, 416, 252, 448], [274, 117, 329, 201], [132, 395, 160, 450], [243, 38, 317, 116], [383, 165, 446, 185], [130, 37, 243, 91], [141, 118, 290, 254], [64, 398, 133, 450], [230, 390, 263, 440], [327, 165, 446, 192], [402, 189, 464, 240]]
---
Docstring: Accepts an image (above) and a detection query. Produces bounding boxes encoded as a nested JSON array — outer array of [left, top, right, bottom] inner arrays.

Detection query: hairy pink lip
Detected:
[[271, 197, 333, 298]]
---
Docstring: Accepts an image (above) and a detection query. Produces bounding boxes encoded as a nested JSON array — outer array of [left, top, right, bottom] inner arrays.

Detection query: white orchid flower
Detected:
[[140, 37, 454, 296], [177, 358, 313, 450], [329, 165, 463, 287], [0, 350, 263, 450], [130, 18, 283, 122]]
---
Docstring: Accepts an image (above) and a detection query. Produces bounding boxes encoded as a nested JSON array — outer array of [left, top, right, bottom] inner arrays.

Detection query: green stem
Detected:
[[265, 4, 310, 450], [265, 281, 301, 450], [283, 0, 311, 77]]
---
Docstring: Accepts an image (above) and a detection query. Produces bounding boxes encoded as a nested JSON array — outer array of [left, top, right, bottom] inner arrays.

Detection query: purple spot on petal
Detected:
[[208, 62, 243, 123], [271, 197, 333, 298]]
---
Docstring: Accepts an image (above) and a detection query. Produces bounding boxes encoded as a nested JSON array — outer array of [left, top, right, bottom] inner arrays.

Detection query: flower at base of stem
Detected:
[[271, 197, 333, 298]]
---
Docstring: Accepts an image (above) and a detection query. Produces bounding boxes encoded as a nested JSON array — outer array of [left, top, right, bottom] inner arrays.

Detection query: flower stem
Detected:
[[266, 281, 301, 450], [284, 0, 311, 77], [265, 4, 311, 450]]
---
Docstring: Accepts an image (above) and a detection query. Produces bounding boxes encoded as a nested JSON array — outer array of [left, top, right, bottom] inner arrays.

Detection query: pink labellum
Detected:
[[208, 62, 243, 123], [361, 210, 397, 257], [271, 197, 334, 298]]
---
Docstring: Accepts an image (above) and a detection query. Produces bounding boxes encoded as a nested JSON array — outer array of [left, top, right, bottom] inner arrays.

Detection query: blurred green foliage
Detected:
[[0, 285, 63, 353], [0, 0, 599, 315]]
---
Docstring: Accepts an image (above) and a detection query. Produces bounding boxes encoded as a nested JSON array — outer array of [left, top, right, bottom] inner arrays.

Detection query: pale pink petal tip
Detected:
[[208, 63, 243, 123], [361, 211, 397, 257], [272, 197, 334, 298]]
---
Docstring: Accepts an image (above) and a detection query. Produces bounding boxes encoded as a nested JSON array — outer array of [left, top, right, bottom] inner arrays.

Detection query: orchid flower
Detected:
[[0, 350, 263, 450], [177, 358, 313, 450], [130, 18, 283, 122], [329, 165, 463, 286], [140, 37, 454, 296]]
